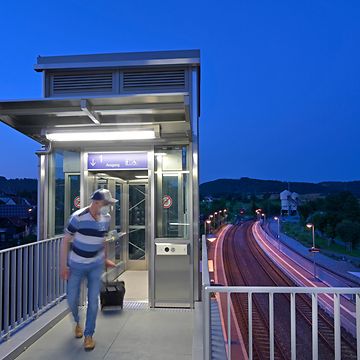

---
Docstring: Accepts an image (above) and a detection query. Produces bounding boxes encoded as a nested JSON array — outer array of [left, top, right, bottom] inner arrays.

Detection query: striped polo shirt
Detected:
[[65, 207, 110, 266]]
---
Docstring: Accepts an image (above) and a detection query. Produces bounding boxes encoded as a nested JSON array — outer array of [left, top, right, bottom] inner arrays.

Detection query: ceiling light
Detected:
[[46, 130, 156, 142], [135, 175, 148, 179]]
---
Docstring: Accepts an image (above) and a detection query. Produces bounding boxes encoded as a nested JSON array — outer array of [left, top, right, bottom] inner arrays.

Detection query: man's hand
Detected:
[[61, 266, 70, 280], [105, 259, 116, 268]]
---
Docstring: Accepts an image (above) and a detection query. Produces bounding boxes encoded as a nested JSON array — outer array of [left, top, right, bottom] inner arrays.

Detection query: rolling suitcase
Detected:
[[100, 272, 126, 310]]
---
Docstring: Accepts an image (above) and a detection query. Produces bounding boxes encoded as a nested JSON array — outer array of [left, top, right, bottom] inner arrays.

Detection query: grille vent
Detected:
[[51, 72, 113, 95], [123, 69, 185, 91]]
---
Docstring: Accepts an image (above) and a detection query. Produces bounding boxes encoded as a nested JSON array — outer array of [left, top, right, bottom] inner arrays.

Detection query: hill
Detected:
[[200, 177, 360, 198]]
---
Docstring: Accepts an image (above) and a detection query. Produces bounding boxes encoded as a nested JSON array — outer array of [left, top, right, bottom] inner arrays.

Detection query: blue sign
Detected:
[[87, 152, 148, 171]]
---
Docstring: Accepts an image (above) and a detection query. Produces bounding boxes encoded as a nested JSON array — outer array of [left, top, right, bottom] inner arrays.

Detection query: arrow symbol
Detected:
[[90, 159, 96, 167]]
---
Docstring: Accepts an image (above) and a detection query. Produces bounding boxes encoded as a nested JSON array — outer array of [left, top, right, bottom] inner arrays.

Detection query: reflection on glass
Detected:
[[54, 152, 65, 235], [155, 146, 189, 239], [129, 184, 146, 260]]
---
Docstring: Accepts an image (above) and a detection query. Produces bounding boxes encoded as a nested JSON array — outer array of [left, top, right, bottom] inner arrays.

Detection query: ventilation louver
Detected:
[[123, 69, 186, 91], [51, 72, 113, 95]]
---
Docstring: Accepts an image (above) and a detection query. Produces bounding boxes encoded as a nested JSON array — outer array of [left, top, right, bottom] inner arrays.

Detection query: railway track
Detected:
[[221, 222, 357, 359]]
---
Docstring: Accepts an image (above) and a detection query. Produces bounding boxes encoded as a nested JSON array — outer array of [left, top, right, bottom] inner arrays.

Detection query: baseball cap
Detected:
[[90, 189, 118, 204]]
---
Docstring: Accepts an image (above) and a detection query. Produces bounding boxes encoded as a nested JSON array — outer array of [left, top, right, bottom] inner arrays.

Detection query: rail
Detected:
[[0, 236, 66, 342], [204, 286, 360, 360]]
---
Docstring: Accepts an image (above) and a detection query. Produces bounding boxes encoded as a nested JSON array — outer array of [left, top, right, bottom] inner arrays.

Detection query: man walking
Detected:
[[60, 189, 117, 351]]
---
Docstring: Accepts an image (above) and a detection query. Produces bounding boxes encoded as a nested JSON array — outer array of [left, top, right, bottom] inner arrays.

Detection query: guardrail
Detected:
[[204, 286, 360, 360], [0, 236, 66, 342], [201, 233, 360, 360], [201, 234, 211, 359]]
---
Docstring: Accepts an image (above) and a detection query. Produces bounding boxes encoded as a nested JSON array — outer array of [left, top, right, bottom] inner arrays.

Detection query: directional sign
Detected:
[[162, 195, 173, 209], [87, 152, 148, 171]]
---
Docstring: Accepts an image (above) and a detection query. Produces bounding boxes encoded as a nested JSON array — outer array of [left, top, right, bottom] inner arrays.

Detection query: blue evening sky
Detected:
[[0, 0, 359, 183]]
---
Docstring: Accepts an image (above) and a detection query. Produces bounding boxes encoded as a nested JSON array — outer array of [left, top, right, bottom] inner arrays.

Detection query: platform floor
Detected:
[[117, 270, 148, 301], [16, 303, 194, 360]]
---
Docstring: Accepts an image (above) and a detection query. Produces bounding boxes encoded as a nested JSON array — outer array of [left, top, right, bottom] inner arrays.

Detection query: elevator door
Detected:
[[127, 183, 148, 270]]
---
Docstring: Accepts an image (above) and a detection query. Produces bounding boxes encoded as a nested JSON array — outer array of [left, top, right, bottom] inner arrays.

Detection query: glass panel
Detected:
[[115, 183, 122, 228], [129, 185, 146, 226], [129, 228, 145, 260], [68, 175, 80, 214], [50, 150, 80, 236], [54, 152, 65, 235], [128, 184, 146, 261], [155, 146, 189, 238]]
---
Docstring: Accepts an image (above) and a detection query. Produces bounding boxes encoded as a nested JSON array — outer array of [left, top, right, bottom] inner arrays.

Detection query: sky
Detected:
[[0, 0, 359, 183]]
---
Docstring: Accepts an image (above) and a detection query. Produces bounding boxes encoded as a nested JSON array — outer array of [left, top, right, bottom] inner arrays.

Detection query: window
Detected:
[[155, 146, 189, 239]]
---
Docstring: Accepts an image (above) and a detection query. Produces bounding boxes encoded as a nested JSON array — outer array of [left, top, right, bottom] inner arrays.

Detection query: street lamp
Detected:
[[274, 216, 281, 250], [261, 213, 266, 225], [204, 219, 211, 237], [306, 223, 317, 279]]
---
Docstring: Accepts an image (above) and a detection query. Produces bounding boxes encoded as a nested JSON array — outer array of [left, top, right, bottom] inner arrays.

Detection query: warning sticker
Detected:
[[162, 195, 173, 209], [74, 196, 81, 209]]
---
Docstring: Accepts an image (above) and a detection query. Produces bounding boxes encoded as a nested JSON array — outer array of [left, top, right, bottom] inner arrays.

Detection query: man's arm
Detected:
[[60, 232, 73, 280]]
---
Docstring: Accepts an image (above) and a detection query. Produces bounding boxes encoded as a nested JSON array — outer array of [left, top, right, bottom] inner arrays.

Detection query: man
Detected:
[[60, 189, 117, 351]]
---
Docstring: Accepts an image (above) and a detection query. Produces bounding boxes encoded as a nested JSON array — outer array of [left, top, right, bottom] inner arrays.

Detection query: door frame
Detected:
[[125, 181, 149, 270]]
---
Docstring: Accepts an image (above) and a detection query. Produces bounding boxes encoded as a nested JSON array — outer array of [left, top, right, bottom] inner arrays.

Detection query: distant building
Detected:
[[0, 193, 35, 243], [280, 190, 299, 216]]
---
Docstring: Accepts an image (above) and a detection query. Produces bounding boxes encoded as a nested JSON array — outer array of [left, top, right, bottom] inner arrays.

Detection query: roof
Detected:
[[0, 93, 190, 144], [34, 49, 200, 72]]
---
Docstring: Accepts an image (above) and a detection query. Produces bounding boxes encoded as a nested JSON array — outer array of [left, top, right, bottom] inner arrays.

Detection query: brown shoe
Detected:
[[75, 323, 83, 338], [84, 336, 95, 351]]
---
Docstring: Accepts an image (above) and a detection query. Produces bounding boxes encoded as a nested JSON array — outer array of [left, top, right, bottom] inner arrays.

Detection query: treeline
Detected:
[[299, 191, 360, 246]]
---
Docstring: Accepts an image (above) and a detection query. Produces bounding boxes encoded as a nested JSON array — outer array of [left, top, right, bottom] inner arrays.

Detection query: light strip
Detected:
[[46, 130, 156, 142], [135, 175, 148, 179]]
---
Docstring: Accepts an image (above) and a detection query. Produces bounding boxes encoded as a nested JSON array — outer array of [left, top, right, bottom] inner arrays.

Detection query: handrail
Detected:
[[0, 235, 67, 342], [203, 284, 360, 360], [0, 235, 63, 254]]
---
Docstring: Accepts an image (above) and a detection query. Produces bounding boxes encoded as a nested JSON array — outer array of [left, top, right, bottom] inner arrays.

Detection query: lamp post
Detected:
[[219, 210, 223, 226], [261, 213, 266, 226], [214, 212, 218, 228], [223, 209, 227, 224], [306, 223, 317, 279], [209, 214, 214, 230], [274, 216, 281, 250], [204, 219, 211, 237]]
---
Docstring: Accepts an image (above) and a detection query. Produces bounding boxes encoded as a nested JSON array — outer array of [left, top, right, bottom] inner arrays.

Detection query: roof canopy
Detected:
[[0, 93, 190, 145]]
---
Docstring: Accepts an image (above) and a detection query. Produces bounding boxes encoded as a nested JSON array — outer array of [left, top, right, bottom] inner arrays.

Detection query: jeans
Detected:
[[66, 262, 103, 337]]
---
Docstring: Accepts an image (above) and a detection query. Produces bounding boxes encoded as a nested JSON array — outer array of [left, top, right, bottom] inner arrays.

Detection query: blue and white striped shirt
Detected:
[[65, 207, 110, 266]]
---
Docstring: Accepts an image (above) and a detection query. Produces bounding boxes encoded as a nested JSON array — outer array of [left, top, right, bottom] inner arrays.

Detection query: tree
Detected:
[[335, 220, 360, 248]]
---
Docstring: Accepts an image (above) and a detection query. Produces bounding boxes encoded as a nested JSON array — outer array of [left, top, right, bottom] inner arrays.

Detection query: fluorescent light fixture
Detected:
[[46, 130, 156, 142], [154, 152, 167, 156], [161, 171, 190, 177], [135, 175, 148, 179]]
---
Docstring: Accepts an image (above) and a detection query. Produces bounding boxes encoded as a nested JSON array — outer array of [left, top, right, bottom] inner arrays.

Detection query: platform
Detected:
[[15, 302, 195, 360], [117, 270, 149, 301]]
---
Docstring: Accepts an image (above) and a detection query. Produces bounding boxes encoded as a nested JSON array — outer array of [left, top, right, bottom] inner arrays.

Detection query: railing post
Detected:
[[204, 287, 211, 360], [311, 293, 318, 360], [334, 293, 341, 360], [356, 293, 360, 358], [3, 252, 10, 339], [248, 292, 253, 360], [269, 292, 274, 360], [227, 292, 231, 360], [290, 292, 296, 360]]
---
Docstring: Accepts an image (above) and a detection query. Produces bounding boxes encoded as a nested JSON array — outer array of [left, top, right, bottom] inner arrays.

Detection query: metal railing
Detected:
[[0, 236, 66, 342], [201, 234, 360, 360], [204, 286, 360, 360]]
